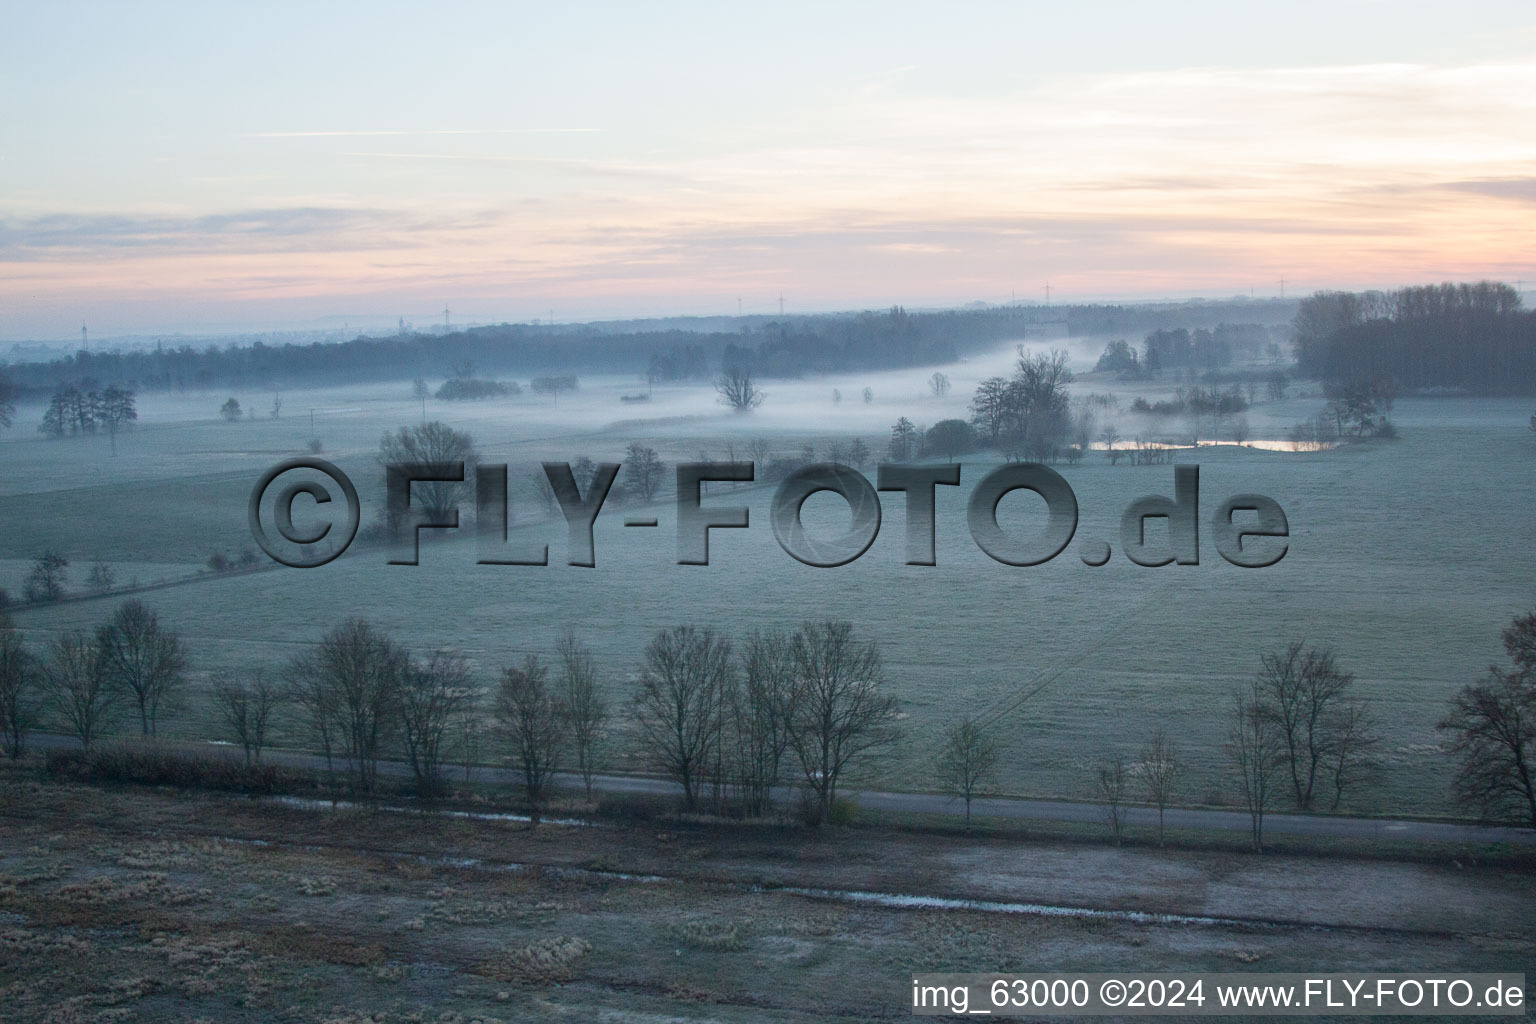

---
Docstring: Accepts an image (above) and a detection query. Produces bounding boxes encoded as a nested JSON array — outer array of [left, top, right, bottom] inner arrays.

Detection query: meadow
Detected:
[[7, 775, 1527, 1023], [3, 341, 1533, 817]]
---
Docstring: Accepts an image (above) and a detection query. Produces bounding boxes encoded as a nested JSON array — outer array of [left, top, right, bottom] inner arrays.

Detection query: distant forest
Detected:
[[1294, 282, 1535, 394], [1, 298, 1294, 395]]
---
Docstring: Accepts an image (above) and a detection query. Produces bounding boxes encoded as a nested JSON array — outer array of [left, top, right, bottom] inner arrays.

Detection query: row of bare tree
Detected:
[[222, 617, 902, 823], [1226, 643, 1378, 850], [5, 601, 1531, 840], [936, 645, 1374, 850], [624, 621, 900, 823], [0, 600, 188, 757], [1221, 618, 1535, 847], [267, 619, 606, 802]]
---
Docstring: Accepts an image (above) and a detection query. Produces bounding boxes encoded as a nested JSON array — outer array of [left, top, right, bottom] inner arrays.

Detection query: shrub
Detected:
[[668, 916, 750, 951], [87, 560, 116, 593], [44, 744, 312, 795], [594, 792, 668, 823], [796, 790, 862, 827], [474, 936, 591, 985], [436, 378, 518, 400]]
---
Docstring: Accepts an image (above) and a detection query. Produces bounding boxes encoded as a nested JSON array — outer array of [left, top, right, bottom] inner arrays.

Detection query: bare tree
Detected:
[[87, 560, 116, 594], [1099, 425, 1124, 465], [98, 384, 136, 455], [1439, 669, 1534, 827], [724, 629, 794, 816], [495, 654, 564, 818], [287, 618, 403, 794], [1139, 729, 1182, 846], [96, 599, 188, 737], [458, 713, 484, 785], [784, 621, 901, 824], [1257, 643, 1367, 810], [1096, 754, 1129, 845], [24, 551, 69, 603], [1072, 407, 1096, 457], [888, 417, 918, 460], [623, 442, 666, 503], [847, 437, 871, 469], [287, 657, 339, 777], [1325, 698, 1379, 811], [632, 626, 732, 811], [928, 371, 951, 398], [1438, 612, 1536, 826], [555, 628, 607, 800], [714, 368, 765, 412], [970, 377, 1010, 445], [935, 717, 997, 827], [530, 375, 578, 403], [212, 669, 281, 766], [1503, 612, 1536, 672], [0, 628, 38, 759], [43, 631, 115, 751], [378, 421, 477, 538], [399, 650, 478, 797], [1227, 679, 1285, 851]]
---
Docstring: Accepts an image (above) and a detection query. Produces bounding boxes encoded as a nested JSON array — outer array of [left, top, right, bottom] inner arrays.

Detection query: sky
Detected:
[[2, 0, 1535, 339]]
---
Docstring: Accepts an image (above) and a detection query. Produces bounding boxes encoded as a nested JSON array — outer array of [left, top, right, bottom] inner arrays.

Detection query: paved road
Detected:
[[28, 733, 1534, 845]]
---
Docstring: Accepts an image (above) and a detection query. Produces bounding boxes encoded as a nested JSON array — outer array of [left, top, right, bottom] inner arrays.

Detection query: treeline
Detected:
[[36, 380, 137, 440], [720, 307, 965, 377], [4, 603, 1534, 834], [1, 298, 1295, 397], [0, 604, 900, 825], [1095, 323, 1278, 375], [2, 310, 987, 395], [1057, 297, 1295, 338], [1, 328, 717, 396], [1293, 281, 1536, 393]]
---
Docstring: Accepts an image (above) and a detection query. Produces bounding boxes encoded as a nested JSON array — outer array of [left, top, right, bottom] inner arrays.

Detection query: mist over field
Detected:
[[2, 321, 1532, 820], [4, 3, 1535, 1020]]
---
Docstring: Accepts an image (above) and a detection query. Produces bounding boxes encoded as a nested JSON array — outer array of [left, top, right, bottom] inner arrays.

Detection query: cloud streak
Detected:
[[239, 128, 604, 137], [3, 59, 1533, 329]]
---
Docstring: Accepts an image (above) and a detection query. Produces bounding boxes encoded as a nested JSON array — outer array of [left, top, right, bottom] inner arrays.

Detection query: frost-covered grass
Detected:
[[4, 351, 1533, 816]]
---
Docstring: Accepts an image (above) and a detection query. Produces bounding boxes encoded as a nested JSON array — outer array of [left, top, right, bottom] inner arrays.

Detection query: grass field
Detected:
[[2, 775, 1530, 1022], [3, 350, 1533, 818]]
